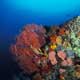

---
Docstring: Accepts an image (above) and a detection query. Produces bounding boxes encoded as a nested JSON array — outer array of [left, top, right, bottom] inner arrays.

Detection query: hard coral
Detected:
[[50, 34, 57, 43], [59, 27, 66, 35], [49, 51, 57, 65], [57, 51, 66, 60]]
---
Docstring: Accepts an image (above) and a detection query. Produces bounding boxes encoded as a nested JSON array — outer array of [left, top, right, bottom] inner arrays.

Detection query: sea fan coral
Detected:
[[11, 24, 46, 75], [16, 24, 46, 49]]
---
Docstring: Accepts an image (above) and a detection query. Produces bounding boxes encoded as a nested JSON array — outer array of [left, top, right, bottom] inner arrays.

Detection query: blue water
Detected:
[[0, 0, 80, 79]]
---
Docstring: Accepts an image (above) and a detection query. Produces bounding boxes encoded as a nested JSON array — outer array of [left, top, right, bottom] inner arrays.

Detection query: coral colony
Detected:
[[11, 16, 80, 80]]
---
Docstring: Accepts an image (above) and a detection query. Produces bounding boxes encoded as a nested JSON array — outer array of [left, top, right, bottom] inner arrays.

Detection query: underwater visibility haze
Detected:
[[1, 0, 80, 80]]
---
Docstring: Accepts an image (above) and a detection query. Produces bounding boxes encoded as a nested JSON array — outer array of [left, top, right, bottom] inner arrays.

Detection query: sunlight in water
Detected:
[[6, 0, 80, 14]]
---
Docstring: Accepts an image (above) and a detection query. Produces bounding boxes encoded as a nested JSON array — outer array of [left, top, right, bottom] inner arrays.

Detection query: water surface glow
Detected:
[[6, 0, 80, 14], [4, 0, 80, 25]]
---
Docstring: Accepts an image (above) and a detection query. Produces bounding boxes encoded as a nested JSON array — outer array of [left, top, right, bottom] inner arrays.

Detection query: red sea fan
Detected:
[[11, 24, 46, 74], [16, 24, 46, 49]]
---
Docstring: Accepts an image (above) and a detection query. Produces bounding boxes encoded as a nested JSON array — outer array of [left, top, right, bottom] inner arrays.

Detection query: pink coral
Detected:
[[49, 51, 57, 65], [66, 58, 73, 66], [61, 60, 68, 66], [61, 58, 73, 66], [11, 24, 46, 74], [59, 68, 66, 74], [57, 51, 66, 60]]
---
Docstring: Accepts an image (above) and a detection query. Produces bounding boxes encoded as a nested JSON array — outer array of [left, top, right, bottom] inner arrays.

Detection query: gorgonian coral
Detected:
[[11, 24, 46, 75]]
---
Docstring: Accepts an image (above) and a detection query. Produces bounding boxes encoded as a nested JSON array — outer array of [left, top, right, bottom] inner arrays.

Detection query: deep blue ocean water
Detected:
[[0, 0, 80, 80]]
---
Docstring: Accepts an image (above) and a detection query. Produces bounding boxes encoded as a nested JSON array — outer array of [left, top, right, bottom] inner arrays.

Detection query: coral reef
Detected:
[[11, 16, 80, 80]]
